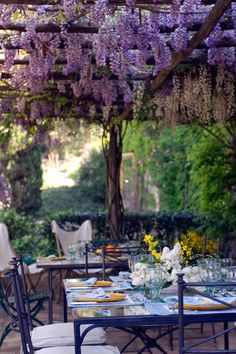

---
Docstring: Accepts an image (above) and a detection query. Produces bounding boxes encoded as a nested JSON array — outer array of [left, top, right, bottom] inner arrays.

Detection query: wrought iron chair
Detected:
[[84, 244, 136, 280], [10, 256, 107, 349], [0, 271, 47, 346], [8, 262, 121, 354], [177, 272, 236, 354]]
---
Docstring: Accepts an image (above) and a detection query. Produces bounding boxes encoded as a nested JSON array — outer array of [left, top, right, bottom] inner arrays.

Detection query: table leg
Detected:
[[74, 322, 82, 354], [63, 287, 68, 323], [224, 322, 229, 350], [48, 269, 54, 324]]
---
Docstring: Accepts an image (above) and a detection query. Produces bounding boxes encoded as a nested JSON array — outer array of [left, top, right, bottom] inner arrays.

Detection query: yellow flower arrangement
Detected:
[[180, 230, 219, 265], [144, 231, 219, 267], [143, 234, 161, 261]]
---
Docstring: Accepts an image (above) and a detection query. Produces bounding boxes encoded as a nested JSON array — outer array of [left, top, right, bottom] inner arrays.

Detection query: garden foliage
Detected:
[[0, 207, 203, 259]]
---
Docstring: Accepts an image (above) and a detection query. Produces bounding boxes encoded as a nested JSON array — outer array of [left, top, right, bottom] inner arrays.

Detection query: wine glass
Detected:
[[128, 254, 146, 273], [144, 265, 166, 302], [67, 243, 78, 262], [199, 258, 221, 295]]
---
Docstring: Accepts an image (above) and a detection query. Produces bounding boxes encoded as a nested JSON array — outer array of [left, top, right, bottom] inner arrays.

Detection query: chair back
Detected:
[[0, 223, 16, 273], [85, 244, 132, 280], [177, 273, 236, 354], [0, 276, 18, 322], [9, 265, 34, 354], [52, 220, 93, 257], [10, 256, 34, 330]]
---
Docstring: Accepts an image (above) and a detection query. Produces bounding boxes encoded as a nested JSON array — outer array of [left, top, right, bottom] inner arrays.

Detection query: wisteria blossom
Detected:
[[0, 1, 234, 122]]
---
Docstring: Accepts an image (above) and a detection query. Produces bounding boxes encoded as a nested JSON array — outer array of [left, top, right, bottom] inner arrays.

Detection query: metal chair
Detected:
[[177, 272, 236, 354], [84, 244, 133, 280], [0, 270, 48, 346], [10, 256, 107, 349], [9, 263, 121, 354]]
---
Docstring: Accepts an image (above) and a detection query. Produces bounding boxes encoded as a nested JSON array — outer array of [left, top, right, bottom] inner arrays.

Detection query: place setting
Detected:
[[67, 287, 146, 308], [64, 276, 133, 292]]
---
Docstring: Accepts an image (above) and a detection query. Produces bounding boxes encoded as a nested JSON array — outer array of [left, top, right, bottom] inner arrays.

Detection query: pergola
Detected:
[[0, 0, 235, 239]]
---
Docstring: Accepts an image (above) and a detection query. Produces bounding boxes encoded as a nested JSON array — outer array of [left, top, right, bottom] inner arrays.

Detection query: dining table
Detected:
[[63, 277, 236, 354], [36, 256, 129, 324]]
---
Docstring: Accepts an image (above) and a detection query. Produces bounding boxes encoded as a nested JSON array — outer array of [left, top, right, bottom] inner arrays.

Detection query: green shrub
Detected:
[[0, 208, 55, 259], [1, 207, 223, 257], [52, 210, 201, 248]]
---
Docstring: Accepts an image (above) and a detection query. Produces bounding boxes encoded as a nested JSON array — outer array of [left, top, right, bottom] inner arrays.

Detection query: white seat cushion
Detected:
[[28, 262, 44, 274], [31, 322, 106, 347], [35, 345, 120, 354]]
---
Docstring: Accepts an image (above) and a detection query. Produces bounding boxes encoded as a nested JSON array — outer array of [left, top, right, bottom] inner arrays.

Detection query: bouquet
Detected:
[[130, 234, 203, 286]]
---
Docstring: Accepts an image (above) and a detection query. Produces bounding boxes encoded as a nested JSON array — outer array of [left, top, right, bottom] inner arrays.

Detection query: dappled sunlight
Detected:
[[42, 140, 102, 189]]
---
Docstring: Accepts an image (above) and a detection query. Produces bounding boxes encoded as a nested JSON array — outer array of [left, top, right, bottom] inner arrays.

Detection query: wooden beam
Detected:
[[0, 23, 98, 33], [0, 72, 151, 80], [0, 37, 235, 57], [0, 18, 233, 34]]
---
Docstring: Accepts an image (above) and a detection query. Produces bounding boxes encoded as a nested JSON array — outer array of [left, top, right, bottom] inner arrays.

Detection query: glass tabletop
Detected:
[[73, 304, 150, 319]]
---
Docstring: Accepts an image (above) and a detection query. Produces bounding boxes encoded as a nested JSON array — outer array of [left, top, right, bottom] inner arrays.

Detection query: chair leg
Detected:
[[168, 326, 174, 350], [0, 322, 14, 346], [212, 323, 217, 344]]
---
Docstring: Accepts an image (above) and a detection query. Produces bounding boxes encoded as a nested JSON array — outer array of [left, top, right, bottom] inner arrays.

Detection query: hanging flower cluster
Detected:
[[153, 66, 236, 125], [0, 1, 235, 124]]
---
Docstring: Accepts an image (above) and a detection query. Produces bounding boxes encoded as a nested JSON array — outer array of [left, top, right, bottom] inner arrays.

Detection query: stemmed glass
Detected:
[[128, 254, 146, 273], [198, 258, 221, 295], [144, 265, 167, 302], [67, 243, 78, 262]]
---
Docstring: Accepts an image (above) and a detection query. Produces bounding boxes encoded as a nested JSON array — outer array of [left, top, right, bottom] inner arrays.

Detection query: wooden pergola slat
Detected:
[[0, 19, 234, 34]]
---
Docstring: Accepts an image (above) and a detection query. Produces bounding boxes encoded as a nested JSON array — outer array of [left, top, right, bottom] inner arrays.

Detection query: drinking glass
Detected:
[[198, 258, 221, 295], [128, 254, 146, 273], [67, 243, 78, 262], [220, 258, 231, 281], [76, 241, 85, 261], [222, 266, 236, 293], [144, 266, 166, 302]]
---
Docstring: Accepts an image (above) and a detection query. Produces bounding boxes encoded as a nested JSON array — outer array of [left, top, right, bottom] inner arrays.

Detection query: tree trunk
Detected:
[[103, 122, 123, 240]]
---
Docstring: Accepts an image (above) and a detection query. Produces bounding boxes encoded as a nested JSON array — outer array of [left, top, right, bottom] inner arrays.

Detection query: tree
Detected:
[[188, 123, 236, 236], [7, 143, 44, 214], [123, 123, 202, 211]]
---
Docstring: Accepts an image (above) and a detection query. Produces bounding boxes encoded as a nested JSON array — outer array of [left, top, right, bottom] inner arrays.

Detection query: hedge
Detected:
[[0, 208, 211, 259]]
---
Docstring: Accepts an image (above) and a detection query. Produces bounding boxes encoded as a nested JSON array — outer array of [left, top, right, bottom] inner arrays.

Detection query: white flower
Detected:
[[168, 267, 181, 283], [160, 242, 182, 271], [133, 262, 149, 272], [130, 262, 149, 286], [162, 247, 170, 256], [182, 266, 202, 283]]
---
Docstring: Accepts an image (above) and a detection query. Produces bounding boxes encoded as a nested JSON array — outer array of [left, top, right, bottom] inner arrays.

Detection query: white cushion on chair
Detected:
[[28, 262, 44, 274], [35, 345, 120, 354], [31, 322, 106, 347]]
